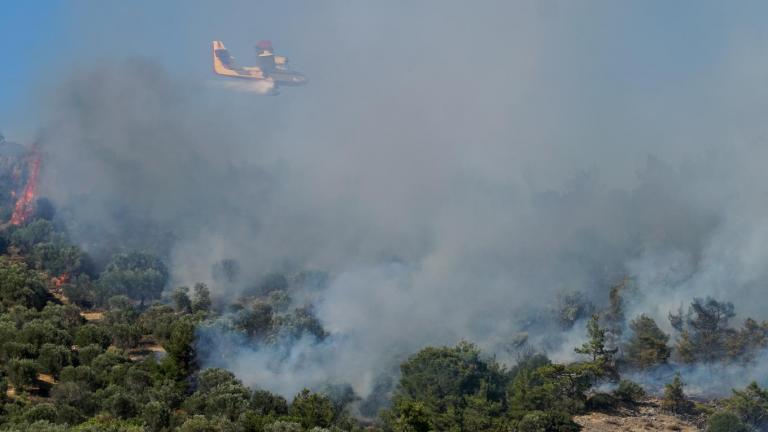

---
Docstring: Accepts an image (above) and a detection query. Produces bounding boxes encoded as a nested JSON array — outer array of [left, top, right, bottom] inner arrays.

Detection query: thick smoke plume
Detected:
[[27, 1, 768, 400]]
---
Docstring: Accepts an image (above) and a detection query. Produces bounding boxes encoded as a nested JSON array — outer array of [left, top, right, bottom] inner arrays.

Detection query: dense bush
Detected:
[[721, 382, 768, 430], [585, 392, 618, 411], [0, 258, 48, 310], [98, 252, 169, 306], [662, 374, 695, 414], [612, 380, 646, 403], [516, 410, 580, 432], [707, 412, 750, 432], [624, 314, 671, 368], [7, 358, 38, 390]]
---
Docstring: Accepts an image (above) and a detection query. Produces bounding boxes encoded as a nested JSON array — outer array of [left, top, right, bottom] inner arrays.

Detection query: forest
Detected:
[[0, 146, 766, 431]]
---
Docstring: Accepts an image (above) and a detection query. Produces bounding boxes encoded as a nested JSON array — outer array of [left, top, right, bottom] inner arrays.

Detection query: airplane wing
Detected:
[[212, 41, 266, 79]]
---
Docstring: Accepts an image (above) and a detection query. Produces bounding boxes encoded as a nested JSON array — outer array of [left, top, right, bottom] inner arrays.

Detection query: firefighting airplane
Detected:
[[212, 40, 307, 93]]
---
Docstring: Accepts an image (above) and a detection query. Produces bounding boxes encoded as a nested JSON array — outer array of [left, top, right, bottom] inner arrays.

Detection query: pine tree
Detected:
[[575, 314, 618, 378], [661, 374, 694, 414], [624, 314, 671, 368]]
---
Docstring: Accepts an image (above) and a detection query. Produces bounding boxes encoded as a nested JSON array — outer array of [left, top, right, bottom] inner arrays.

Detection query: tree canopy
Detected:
[[98, 252, 169, 305]]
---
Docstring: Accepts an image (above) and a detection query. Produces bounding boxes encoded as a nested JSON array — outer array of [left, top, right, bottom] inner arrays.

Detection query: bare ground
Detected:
[[80, 310, 105, 321], [128, 336, 167, 361], [574, 398, 702, 432]]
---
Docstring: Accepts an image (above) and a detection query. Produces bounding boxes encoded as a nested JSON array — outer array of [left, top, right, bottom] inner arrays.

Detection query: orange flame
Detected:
[[52, 273, 69, 288], [10, 149, 41, 226]]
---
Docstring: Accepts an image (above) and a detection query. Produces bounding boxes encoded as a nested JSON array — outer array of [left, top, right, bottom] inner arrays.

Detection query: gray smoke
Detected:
[[622, 350, 768, 398], [28, 1, 768, 399]]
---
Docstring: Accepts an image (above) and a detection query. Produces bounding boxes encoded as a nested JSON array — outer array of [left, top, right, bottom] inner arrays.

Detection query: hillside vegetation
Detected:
[[0, 167, 766, 430]]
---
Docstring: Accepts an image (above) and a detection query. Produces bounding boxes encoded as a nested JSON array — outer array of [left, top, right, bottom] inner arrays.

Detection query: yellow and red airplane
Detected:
[[212, 40, 307, 90]]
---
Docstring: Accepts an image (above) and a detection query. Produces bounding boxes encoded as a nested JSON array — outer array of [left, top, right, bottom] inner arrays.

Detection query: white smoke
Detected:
[[25, 0, 768, 401], [211, 79, 277, 95]]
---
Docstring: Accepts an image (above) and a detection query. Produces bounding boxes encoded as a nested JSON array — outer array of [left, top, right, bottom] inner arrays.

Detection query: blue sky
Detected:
[[0, 1, 73, 135], [0, 1, 319, 137], [3, 0, 768, 149]]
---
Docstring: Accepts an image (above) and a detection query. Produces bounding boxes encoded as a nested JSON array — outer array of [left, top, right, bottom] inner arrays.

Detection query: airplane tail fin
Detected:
[[212, 40, 238, 76]]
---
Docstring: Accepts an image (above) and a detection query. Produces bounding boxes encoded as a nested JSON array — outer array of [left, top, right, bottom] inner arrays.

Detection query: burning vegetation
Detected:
[[0, 136, 38, 225], [0, 123, 767, 432], [0, 132, 767, 431], [9, 148, 40, 227]]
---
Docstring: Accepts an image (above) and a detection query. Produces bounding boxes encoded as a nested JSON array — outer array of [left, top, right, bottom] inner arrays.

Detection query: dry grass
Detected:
[[50, 291, 68, 304], [37, 373, 55, 385], [573, 398, 701, 432], [80, 310, 105, 321], [128, 338, 167, 361]]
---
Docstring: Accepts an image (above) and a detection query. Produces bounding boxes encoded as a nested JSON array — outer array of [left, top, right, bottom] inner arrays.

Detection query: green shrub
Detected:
[[104, 389, 139, 419], [613, 380, 646, 403], [289, 389, 334, 429], [2, 341, 37, 360], [662, 374, 694, 414], [37, 343, 72, 375], [7, 358, 38, 389], [51, 381, 97, 415], [74, 324, 111, 349], [707, 412, 750, 432], [516, 410, 580, 432], [56, 404, 84, 425], [624, 314, 671, 368], [724, 382, 768, 429], [77, 344, 104, 366], [141, 401, 170, 431], [2, 420, 68, 432], [585, 392, 618, 411], [22, 403, 58, 423], [264, 420, 303, 432], [177, 415, 217, 432]]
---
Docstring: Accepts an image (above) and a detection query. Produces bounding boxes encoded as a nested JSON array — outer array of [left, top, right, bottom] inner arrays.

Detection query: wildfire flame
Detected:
[[10, 148, 41, 226], [52, 273, 69, 288]]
